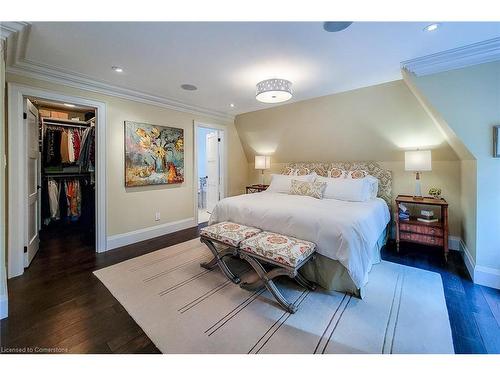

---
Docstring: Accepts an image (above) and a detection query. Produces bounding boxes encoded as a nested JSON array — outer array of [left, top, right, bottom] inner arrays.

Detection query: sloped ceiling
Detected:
[[402, 69, 474, 160], [235, 79, 459, 162]]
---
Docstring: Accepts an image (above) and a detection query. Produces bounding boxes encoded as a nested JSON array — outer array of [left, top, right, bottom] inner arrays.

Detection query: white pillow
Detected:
[[365, 175, 379, 199], [344, 173, 379, 199], [267, 174, 315, 194], [316, 175, 372, 202]]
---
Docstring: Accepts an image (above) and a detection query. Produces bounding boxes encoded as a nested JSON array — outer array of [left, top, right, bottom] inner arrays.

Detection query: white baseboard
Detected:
[[106, 217, 197, 251], [459, 239, 476, 281], [458, 238, 500, 290], [475, 266, 500, 290]]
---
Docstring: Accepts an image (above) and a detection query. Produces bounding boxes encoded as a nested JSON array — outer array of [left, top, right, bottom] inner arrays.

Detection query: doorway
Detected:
[[26, 97, 97, 267], [194, 122, 226, 224], [7, 84, 107, 278]]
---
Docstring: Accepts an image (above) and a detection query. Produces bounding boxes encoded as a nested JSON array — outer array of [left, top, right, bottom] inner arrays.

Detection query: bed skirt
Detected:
[[300, 228, 388, 298]]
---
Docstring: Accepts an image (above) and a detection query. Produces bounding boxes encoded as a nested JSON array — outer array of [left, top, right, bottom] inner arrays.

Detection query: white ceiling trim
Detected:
[[0, 22, 29, 41], [5, 23, 234, 123], [402, 37, 500, 76]]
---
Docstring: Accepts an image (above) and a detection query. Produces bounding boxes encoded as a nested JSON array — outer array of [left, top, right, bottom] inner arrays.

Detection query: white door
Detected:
[[25, 99, 40, 267], [206, 131, 220, 214]]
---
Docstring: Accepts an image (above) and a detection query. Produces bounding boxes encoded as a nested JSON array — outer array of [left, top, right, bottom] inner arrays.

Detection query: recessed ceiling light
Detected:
[[63, 103, 76, 108], [256, 79, 293, 104], [181, 84, 198, 91], [112, 66, 123, 73], [423, 23, 439, 32], [230, 103, 235, 108]]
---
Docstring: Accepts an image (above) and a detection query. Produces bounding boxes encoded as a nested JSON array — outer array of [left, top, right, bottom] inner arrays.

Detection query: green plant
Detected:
[[428, 187, 442, 198]]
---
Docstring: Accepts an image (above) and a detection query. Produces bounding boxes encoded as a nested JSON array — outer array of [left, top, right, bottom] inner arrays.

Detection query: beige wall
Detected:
[[236, 80, 458, 163], [460, 159, 477, 259], [6, 73, 248, 237], [248, 160, 462, 237], [413, 61, 500, 271], [238, 79, 462, 237]]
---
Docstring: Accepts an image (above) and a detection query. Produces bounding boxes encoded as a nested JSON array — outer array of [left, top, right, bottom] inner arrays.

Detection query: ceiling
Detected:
[[15, 22, 500, 116]]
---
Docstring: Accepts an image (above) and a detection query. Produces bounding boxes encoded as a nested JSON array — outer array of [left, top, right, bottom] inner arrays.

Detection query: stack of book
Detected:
[[398, 203, 410, 221], [417, 209, 439, 223]]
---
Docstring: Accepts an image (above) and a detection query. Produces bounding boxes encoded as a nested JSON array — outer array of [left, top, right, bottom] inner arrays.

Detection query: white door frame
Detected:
[[7, 83, 108, 278], [193, 121, 227, 224]]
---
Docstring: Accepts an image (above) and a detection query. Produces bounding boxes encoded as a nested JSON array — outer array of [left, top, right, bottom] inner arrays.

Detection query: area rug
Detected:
[[94, 238, 454, 354]]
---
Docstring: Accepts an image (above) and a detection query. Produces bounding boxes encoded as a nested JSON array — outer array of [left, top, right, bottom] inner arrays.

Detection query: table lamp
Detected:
[[255, 155, 271, 186], [405, 150, 432, 198]]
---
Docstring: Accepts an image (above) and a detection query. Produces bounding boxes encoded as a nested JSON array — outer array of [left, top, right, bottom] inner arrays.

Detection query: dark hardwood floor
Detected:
[[1, 223, 202, 354], [1, 223, 499, 354], [381, 241, 500, 354]]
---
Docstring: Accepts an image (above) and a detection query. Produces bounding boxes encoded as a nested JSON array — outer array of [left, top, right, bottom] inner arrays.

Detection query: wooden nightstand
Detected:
[[395, 195, 449, 260], [246, 184, 269, 194]]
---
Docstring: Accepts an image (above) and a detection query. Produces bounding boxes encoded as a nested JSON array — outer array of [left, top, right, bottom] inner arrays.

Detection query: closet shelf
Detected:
[[42, 117, 90, 127]]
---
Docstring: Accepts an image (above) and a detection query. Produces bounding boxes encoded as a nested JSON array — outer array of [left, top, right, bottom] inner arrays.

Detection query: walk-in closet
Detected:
[[27, 97, 97, 263]]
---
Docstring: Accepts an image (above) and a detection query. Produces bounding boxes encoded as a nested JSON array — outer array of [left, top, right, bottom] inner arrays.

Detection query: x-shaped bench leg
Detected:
[[240, 253, 298, 314], [200, 237, 241, 284], [295, 272, 317, 291]]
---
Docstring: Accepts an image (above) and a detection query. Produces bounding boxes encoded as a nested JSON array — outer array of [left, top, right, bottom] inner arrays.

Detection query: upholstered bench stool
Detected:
[[199, 221, 262, 284], [239, 231, 317, 313]]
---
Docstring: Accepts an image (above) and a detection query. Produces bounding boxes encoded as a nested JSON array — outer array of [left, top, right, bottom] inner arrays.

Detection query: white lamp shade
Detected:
[[255, 155, 271, 170], [405, 150, 432, 171]]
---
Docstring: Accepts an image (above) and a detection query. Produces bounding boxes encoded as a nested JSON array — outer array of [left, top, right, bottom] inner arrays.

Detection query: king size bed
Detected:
[[209, 161, 392, 298]]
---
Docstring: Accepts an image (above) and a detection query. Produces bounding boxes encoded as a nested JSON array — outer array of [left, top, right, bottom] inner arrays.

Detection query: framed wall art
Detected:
[[124, 121, 184, 187]]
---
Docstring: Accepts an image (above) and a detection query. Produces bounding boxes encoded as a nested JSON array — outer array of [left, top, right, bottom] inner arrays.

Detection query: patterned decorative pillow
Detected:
[[328, 168, 346, 178], [347, 169, 369, 179], [295, 167, 311, 176], [290, 179, 327, 199]]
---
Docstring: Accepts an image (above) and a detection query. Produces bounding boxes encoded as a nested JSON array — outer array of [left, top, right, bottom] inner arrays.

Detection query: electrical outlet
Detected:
[[155, 212, 161, 221]]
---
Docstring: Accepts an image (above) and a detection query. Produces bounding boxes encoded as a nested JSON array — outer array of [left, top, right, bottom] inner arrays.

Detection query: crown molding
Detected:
[[0, 22, 29, 41], [402, 37, 500, 76], [5, 23, 234, 123], [7, 61, 234, 122]]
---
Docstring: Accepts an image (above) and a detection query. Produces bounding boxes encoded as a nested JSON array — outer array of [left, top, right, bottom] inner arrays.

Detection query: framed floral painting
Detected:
[[124, 121, 184, 186]]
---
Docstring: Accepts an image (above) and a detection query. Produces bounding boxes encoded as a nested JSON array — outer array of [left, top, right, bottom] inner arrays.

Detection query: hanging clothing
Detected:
[[68, 131, 75, 163], [60, 130, 70, 163], [77, 127, 95, 171], [41, 116, 95, 230], [47, 179, 60, 220], [58, 180, 68, 221], [89, 131, 95, 168], [72, 129, 81, 161], [64, 180, 82, 220], [41, 179, 51, 225], [44, 129, 62, 166]]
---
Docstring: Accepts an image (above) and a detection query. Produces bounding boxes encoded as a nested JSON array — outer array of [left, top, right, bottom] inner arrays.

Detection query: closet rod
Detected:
[[43, 173, 91, 178]]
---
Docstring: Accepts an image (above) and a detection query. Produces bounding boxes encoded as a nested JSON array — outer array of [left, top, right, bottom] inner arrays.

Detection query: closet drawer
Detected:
[[399, 223, 443, 237], [400, 232, 444, 247]]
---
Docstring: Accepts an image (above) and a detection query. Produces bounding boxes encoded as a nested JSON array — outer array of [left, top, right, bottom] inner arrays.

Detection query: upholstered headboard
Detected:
[[280, 161, 393, 207]]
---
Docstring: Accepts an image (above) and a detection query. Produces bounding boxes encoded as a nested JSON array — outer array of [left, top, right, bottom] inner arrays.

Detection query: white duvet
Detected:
[[209, 192, 390, 288]]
